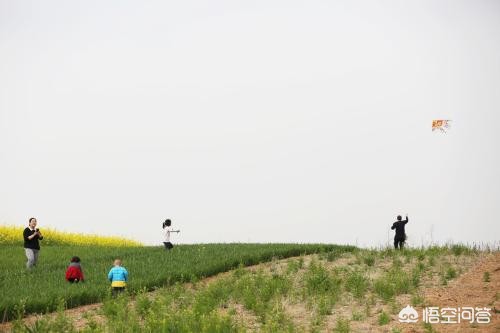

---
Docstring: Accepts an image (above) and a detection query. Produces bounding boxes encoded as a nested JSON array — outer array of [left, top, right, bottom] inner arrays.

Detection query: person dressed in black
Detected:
[[391, 214, 408, 249], [23, 217, 44, 269]]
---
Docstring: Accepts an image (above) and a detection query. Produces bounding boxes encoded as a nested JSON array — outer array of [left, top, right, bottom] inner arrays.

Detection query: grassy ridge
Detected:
[[0, 225, 141, 247], [7, 245, 488, 332], [0, 243, 356, 320]]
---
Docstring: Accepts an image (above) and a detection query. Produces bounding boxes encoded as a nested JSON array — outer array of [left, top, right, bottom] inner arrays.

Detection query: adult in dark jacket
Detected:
[[23, 217, 44, 268], [391, 215, 408, 249]]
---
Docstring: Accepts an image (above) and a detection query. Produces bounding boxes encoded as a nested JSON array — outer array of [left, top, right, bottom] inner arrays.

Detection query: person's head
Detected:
[[71, 256, 81, 263], [397, 215, 402, 221], [114, 259, 122, 266], [28, 217, 37, 229], [162, 219, 172, 229]]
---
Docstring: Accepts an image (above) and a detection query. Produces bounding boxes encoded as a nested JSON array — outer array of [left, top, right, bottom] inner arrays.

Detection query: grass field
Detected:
[[0, 243, 354, 321], [3, 244, 496, 333]]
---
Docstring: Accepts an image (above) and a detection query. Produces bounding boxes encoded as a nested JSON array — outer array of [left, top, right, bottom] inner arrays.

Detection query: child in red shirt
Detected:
[[65, 256, 85, 283]]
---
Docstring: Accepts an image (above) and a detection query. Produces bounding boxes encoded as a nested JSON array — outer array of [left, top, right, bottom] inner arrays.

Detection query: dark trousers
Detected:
[[163, 242, 173, 250], [394, 238, 405, 249], [112, 287, 125, 297]]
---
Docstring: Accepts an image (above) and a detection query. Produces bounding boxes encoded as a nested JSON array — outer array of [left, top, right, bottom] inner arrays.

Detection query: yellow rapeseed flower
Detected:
[[0, 225, 142, 247]]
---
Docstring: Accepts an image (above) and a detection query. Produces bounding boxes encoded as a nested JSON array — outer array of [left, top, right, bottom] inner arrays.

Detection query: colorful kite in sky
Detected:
[[432, 120, 451, 133]]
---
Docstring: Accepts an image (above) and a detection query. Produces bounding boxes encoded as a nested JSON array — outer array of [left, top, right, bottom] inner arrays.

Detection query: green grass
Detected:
[[0, 243, 355, 320], [334, 318, 350, 333], [377, 311, 390, 325], [345, 270, 369, 299], [4, 243, 488, 332]]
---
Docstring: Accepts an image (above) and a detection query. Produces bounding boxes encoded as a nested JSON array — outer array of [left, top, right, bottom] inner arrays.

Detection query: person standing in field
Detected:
[[162, 219, 180, 250], [391, 214, 409, 249], [65, 256, 85, 283], [108, 259, 128, 296], [23, 217, 44, 269]]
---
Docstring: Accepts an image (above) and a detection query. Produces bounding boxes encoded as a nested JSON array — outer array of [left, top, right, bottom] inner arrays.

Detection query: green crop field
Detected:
[[2, 243, 494, 333], [0, 243, 355, 321]]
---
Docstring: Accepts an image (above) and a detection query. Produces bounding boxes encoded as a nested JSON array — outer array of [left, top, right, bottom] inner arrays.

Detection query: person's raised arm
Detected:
[[404, 215, 409, 224]]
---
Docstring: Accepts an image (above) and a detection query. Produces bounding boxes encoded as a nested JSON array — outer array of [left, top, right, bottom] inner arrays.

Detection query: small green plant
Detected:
[[351, 311, 364, 321], [286, 258, 302, 274], [483, 271, 490, 282], [423, 321, 436, 333], [345, 271, 369, 299], [378, 311, 390, 325], [411, 293, 425, 306], [427, 256, 435, 266], [444, 266, 457, 281], [316, 295, 335, 316], [363, 254, 376, 267], [261, 301, 295, 332], [374, 266, 413, 302], [364, 299, 372, 317], [416, 261, 426, 272], [135, 290, 152, 318], [392, 257, 403, 268], [334, 317, 350, 333], [304, 261, 342, 297]]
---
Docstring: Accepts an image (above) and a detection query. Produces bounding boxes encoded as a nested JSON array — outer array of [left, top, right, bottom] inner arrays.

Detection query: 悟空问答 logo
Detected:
[[398, 305, 419, 323]]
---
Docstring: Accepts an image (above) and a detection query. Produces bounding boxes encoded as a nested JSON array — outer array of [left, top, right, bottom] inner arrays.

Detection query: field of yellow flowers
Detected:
[[0, 225, 142, 247]]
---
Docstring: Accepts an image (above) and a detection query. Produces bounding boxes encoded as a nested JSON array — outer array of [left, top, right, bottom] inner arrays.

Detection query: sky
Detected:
[[1, 0, 499, 246]]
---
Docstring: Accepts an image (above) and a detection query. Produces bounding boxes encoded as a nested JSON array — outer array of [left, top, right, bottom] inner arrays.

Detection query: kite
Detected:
[[432, 119, 451, 133]]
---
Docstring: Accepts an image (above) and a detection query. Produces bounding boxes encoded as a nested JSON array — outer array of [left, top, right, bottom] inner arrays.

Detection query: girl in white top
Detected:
[[162, 219, 180, 250]]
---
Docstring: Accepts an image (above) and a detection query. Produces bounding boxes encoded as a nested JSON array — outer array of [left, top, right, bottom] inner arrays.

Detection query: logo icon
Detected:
[[399, 305, 419, 323]]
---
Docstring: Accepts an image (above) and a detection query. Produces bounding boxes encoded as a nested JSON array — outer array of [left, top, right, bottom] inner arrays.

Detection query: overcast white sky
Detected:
[[1, 0, 499, 246]]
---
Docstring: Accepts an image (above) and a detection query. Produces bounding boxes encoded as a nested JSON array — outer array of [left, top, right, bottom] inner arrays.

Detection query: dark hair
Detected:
[[28, 217, 36, 224], [397, 215, 402, 221], [162, 219, 172, 229], [70, 256, 81, 263]]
